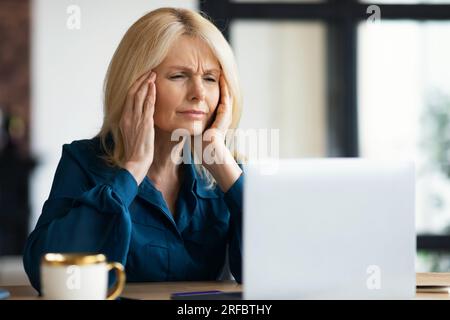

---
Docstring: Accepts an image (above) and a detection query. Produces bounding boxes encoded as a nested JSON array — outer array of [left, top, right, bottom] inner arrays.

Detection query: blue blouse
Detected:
[[23, 136, 243, 292]]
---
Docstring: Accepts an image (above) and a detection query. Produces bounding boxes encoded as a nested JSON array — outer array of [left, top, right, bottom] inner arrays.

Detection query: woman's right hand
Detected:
[[120, 70, 157, 185]]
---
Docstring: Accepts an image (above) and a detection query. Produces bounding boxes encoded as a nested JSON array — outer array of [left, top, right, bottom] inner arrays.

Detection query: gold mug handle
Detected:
[[106, 262, 126, 300]]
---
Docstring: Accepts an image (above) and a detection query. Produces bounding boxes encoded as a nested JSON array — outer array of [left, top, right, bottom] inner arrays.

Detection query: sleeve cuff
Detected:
[[223, 173, 244, 216], [107, 168, 139, 208]]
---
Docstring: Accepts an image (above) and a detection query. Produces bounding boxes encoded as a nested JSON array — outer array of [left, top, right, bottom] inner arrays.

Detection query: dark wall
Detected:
[[0, 0, 34, 255]]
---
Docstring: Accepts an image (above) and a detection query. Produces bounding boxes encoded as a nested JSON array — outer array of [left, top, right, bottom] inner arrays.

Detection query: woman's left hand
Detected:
[[205, 74, 233, 145], [201, 74, 242, 192]]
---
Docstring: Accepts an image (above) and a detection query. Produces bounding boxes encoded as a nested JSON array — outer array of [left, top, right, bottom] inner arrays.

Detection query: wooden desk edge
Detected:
[[3, 273, 450, 300]]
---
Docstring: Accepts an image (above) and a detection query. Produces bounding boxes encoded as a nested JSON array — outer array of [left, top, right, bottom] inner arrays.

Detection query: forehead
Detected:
[[160, 35, 220, 69]]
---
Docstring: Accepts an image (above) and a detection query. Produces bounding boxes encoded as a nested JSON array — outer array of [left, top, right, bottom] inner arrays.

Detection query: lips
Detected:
[[178, 109, 207, 114], [177, 109, 207, 120]]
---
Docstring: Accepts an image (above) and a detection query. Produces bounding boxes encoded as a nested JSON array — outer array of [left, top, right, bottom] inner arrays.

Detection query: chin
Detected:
[[165, 121, 206, 137], [185, 119, 207, 134]]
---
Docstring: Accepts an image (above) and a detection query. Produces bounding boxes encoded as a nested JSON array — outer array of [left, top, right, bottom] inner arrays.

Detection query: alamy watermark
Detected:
[[366, 265, 382, 290], [367, 5, 381, 24], [66, 265, 81, 290], [66, 5, 81, 30], [170, 122, 280, 174]]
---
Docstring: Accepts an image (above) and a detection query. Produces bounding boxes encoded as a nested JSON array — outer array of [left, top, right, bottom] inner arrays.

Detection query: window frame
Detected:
[[200, 0, 450, 251]]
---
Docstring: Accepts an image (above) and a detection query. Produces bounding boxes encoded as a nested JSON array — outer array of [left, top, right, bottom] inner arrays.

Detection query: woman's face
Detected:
[[153, 35, 221, 136]]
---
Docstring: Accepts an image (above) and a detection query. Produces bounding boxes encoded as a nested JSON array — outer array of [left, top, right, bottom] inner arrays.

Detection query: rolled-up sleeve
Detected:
[[23, 145, 138, 293]]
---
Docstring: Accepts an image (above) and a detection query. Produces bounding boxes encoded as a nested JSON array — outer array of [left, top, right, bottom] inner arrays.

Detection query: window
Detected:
[[201, 0, 450, 271], [358, 21, 450, 234], [230, 21, 327, 158]]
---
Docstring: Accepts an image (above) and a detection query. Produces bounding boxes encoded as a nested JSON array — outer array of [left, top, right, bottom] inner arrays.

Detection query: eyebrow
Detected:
[[167, 65, 221, 75]]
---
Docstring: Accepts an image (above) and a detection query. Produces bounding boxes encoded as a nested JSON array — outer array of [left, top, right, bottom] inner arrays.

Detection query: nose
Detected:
[[189, 76, 206, 102]]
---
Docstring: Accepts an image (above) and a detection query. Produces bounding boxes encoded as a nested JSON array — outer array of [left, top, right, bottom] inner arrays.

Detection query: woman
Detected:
[[23, 7, 244, 292]]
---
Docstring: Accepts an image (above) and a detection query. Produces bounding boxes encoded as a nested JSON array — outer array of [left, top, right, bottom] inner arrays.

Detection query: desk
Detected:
[[4, 281, 241, 300], [4, 273, 450, 300]]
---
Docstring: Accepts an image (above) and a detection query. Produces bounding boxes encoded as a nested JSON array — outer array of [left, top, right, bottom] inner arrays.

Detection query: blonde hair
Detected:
[[96, 7, 243, 188]]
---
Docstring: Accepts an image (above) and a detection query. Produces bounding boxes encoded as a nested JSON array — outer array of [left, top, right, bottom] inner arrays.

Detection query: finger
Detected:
[[129, 70, 152, 96], [123, 70, 152, 119], [220, 75, 232, 111], [220, 75, 231, 106], [134, 73, 153, 119], [148, 72, 157, 106], [143, 78, 156, 121], [122, 90, 134, 122]]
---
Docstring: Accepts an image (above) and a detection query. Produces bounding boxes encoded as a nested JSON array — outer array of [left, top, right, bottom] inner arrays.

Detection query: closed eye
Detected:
[[170, 74, 217, 83], [170, 74, 185, 80]]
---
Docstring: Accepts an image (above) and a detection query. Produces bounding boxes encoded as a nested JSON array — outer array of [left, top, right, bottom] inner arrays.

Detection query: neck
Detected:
[[148, 127, 185, 184]]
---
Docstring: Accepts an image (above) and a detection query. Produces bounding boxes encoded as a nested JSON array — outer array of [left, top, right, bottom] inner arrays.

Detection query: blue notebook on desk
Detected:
[[0, 289, 10, 300], [171, 290, 242, 300]]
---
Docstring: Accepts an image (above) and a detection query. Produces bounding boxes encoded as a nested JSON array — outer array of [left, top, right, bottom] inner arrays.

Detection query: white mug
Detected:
[[40, 253, 126, 300]]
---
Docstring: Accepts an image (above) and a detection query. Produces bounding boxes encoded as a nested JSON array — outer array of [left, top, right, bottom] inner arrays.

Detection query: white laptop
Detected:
[[243, 158, 416, 300]]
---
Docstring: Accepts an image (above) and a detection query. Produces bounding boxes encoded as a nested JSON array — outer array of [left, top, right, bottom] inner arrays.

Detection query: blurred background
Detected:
[[1, 0, 450, 286]]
